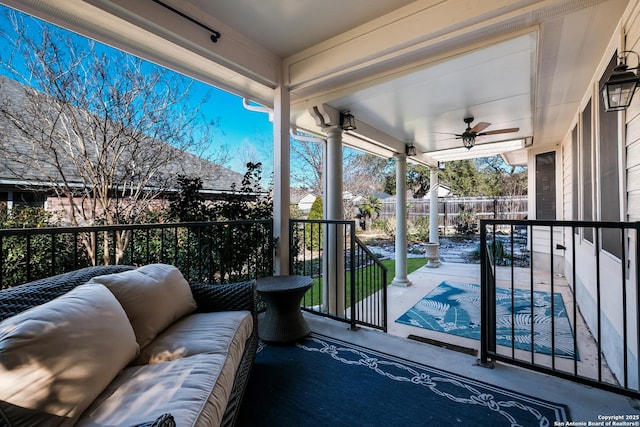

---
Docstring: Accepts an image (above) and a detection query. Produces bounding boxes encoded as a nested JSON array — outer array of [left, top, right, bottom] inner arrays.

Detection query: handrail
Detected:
[[289, 219, 388, 331], [0, 220, 273, 288], [0, 219, 270, 236]]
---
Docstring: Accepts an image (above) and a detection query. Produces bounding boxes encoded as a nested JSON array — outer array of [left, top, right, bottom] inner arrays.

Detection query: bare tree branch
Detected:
[[0, 9, 220, 264]]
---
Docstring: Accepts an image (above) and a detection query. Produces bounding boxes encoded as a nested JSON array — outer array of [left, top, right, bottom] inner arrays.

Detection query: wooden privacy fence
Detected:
[[381, 196, 528, 229]]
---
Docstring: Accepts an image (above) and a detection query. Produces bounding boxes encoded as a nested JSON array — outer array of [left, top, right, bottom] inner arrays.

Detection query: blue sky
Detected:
[[0, 4, 274, 178]]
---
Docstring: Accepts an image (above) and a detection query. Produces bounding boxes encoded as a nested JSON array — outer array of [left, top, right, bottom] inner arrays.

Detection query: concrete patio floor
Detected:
[[385, 261, 614, 383], [305, 261, 640, 423]]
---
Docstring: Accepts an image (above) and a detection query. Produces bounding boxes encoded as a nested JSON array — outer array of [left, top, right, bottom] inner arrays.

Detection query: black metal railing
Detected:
[[480, 219, 640, 398], [290, 219, 388, 331], [0, 220, 273, 288]]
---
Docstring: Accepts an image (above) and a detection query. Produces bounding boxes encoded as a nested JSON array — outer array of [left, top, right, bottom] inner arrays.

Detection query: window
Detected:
[[536, 151, 556, 220], [581, 99, 593, 242], [599, 53, 622, 258], [12, 191, 45, 209], [0, 191, 45, 210]]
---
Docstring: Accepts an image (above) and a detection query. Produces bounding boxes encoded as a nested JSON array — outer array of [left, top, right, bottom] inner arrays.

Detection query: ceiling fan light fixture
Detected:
[[462, 135, 475, 149], [443, 116, 518, 150]]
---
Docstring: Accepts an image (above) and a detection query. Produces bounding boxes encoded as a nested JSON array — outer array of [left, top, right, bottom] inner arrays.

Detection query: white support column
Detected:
[[323, 126, 346, 314], [430, 168, 439, 244], [426, 167, 441, 267], [392, 153, 411, 287], [272, 85, 290, 275], [325, 127, 343, 220]]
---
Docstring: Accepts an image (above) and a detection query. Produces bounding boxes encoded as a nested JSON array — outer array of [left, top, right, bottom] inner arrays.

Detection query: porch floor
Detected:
[[387, 260, 619, 383], [305, 261, 640, 422]]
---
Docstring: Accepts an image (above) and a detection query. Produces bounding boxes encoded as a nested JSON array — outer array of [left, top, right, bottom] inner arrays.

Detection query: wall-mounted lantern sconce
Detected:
[[406, 144, 417, 156], [437, 161, 446, 170], [340, 111, 357, 131], [602, 50, 640, 112]]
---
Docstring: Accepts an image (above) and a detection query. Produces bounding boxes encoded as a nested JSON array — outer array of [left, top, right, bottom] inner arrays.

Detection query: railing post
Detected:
[[0, 235, 3, 289], [349, 222, 357, 330], [26, 235, 31, 282], [288, 219, 294, 274], [480, 220, 488, 364], [51, 232, 56, 276], [636, 223, 640, 391]]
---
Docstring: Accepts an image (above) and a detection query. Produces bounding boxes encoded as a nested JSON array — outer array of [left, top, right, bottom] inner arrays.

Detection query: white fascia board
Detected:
[[283, 0, 543, 90], [428, 139, 525, 162], [3, 0, 278, 106]]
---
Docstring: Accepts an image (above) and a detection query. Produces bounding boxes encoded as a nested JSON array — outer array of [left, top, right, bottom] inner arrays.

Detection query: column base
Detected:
[[391, 277, 412, 287]]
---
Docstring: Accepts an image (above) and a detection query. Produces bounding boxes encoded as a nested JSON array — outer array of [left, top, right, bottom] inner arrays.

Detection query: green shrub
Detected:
[[304, 197, 323, 251], [408, 215, 429, 241], [381, 216, 396, 239], [456, 205, 478, 235]]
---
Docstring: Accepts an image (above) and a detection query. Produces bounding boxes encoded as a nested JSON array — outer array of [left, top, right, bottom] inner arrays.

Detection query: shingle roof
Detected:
[[0, 75, 259, 195]]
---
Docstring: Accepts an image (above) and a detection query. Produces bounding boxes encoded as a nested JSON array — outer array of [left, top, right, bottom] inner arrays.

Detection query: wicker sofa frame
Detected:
[[0, 265, 258, 427]]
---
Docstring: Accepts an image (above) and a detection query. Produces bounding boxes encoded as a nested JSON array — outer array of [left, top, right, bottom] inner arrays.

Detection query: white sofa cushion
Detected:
[[0, 283, 139, 426], [133, 311, 253, 364], [89, 264, 197, 348], [77, 353, 239, 427]]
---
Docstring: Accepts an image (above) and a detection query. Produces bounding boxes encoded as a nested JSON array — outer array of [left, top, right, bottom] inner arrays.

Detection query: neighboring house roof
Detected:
[[0, 76, 259, 196], [290, 188, 315, 204], [298, 194, 316, 204]]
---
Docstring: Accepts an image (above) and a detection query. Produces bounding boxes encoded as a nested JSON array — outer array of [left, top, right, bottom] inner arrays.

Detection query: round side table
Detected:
[[256, 275, 313, 343]]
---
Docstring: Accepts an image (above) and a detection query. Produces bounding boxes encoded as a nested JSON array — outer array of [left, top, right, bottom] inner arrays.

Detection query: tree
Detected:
[[474, 157, 527, 198], [291, 139, 323, 195], [344, 153, 390, 196], [382, 161, 431, 198], [169, 176, 207, 222], [211, 162, 272, 221], [407, 165, 432, 198], [168, 163, 273, 279], [0, 10, 217, 265], [356, 195, 382, 230], [439, 160, 484, 196]]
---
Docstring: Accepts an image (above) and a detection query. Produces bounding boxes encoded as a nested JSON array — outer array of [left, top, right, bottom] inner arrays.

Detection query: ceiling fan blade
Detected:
[[478, 127, 519, 136], [432, 131, 460, 136], [470, 122, 491, 133]]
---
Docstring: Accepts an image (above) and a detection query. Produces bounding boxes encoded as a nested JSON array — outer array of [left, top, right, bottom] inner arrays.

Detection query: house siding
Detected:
[[627, 122, 640, 221], [547, 0, 640, 389], [562, 142, 572, 221], [627, 1, 640, 221]]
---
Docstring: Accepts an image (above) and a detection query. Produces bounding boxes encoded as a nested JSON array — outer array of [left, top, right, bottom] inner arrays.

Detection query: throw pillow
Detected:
[[90, 264, 197, 348], [0, 283, 139, 426]]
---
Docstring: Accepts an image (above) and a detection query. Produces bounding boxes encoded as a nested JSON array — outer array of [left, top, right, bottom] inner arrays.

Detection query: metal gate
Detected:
[[480, 219, 640, 398], [290, 219, 388, 331]]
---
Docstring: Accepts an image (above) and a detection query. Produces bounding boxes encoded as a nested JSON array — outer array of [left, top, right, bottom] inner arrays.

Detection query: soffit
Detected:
[[0, 0, 631, 163]]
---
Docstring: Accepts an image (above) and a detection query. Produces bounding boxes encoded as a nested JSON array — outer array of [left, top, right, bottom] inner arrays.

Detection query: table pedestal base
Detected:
[[257, 276, 312, 343]]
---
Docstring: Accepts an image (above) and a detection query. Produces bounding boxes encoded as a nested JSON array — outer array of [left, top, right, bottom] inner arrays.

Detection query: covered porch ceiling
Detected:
[[3, 0, 630, 166]]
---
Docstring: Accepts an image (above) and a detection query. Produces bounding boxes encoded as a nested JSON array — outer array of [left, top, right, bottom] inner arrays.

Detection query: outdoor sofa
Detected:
[[0, 263, 258, 427]]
